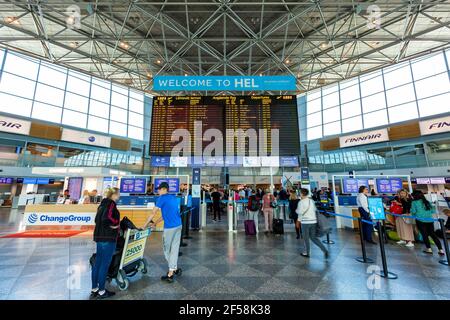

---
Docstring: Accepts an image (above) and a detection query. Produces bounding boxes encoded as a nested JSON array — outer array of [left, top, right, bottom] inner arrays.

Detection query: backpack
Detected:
[[249, 196, 259, 212]]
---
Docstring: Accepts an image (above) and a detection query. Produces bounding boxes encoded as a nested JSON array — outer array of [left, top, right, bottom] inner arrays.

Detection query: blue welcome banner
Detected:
[[153, 75, 296, 91]]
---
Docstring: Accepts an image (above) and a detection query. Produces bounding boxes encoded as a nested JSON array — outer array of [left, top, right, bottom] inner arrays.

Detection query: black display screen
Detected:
[[150, 95, 299, 156]]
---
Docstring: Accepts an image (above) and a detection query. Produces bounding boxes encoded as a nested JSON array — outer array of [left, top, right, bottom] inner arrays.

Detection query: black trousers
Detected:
[[358, 207, 373, 241], [416, 220, 442, 250], [213, 203, 221, 220]]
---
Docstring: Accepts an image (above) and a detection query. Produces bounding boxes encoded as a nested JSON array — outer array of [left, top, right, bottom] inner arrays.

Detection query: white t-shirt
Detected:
[[357, 193, 369, 212], [296, 197, 317, 224]]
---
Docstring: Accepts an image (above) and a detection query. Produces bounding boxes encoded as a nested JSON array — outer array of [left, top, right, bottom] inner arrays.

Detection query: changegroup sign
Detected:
[[24, 212, 96, 226], [153, 75, 297, 91], [61, 128, 111, 148], [339, 129, 389, 148], [0, 115, 31, 135], [419, 115, 450, 136]]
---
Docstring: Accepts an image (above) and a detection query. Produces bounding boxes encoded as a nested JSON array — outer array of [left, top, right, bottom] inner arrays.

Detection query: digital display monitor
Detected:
[[342, 178, 369, 194], [368, 197, 385, 220], [153, 178, 180, 194], [0, 177, 14, 184], [150, 95, 299, 157], [376, 178, 403, 194], [120, 178, 147, 193]]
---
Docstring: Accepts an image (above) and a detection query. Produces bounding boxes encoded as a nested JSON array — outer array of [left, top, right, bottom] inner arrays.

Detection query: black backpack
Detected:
[[249, 196, 259, 211]]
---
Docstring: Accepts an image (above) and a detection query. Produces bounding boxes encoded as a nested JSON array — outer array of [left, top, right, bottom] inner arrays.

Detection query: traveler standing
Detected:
[[211, 188, 222, 221], [247, 190, 261, 233], [143, 182, 183, 282], [91, 187, 121, 299], [79, 190, 91, 204], [392, 189, 414, 247], [296, 188, 329, 258], [357, 186, 376, 244], [288, 190, 301, 239], [411, 190, 445, 256], [262, 189, 275, 233]]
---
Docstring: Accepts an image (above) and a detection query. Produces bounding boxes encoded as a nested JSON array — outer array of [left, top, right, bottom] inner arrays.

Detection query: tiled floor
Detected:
[[0, 208, 449, 300]]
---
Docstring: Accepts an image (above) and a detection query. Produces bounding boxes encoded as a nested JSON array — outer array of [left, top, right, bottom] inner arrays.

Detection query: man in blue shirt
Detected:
[[143, 182, 182, 283]]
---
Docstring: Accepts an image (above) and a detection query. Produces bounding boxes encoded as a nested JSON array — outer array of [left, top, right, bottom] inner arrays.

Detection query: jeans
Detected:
[[416, 220, 443, 250], [249, 210, 259, 233], [163, 226, 182, 271], [213, 203, 221, 220], [302, 223, 328, 255], [91, 241, 116, 291]]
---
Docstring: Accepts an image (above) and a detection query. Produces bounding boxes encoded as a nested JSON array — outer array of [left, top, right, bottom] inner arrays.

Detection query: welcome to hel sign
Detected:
[[153, 75, 297, 91]]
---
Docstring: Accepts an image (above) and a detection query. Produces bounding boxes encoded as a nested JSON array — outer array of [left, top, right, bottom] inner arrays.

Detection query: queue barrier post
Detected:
[[184, 208, 193, 239], [356, 217, 374, 264], [438, 218, 450, 266], [322, 233, 335, 245], [375, 220, 398, 279]]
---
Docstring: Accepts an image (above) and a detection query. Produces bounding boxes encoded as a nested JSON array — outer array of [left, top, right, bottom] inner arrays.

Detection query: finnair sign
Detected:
[[0, 116, 31, 135], [339, 129, 389, 148], [419, 115, 450, 136], [153, 76, 297, 91]]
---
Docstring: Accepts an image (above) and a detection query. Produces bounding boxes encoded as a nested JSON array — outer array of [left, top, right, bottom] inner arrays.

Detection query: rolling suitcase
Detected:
[[244, 219, 256, 235], [273, 218, 284, 235]]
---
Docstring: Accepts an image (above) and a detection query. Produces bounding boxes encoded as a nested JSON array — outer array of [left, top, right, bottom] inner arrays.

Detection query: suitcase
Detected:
[[244, 219, 256, 235], [273, 218, 284, 235]]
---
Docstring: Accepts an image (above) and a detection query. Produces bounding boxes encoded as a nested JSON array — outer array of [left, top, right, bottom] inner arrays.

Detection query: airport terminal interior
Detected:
[[0, 0, 449, 301]]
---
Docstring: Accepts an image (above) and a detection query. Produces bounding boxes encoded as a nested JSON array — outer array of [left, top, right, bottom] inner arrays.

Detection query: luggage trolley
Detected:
[[114, 228, 151, 291]]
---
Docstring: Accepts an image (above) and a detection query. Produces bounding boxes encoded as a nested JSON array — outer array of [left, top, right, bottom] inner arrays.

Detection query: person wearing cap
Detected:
[[143, 182, 182, 283]]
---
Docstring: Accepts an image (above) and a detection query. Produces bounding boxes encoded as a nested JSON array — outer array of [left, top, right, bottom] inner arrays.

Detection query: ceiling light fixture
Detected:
[[5, 16, 20, 25], [320, 42, 329, 50], [119, 41, 129, 50]]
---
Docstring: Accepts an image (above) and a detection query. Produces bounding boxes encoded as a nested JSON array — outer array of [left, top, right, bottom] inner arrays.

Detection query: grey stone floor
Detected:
[[0, 208, 449, 300]]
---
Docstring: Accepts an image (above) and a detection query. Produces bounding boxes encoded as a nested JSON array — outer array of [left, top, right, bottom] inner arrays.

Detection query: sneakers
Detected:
[[174, 268, 182, 276], [96, 289, 115, 299], [161, 273, 174, 283], [396, 240, 406, 245], [405, 242, 414, 248], [89, 289, 98, 300], [300, 252, 310, 258], [423, 249, 433, 254], [438, 250, 445, 256]]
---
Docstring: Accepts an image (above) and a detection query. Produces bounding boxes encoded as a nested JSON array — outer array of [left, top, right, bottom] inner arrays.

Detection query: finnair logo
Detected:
[[429, 121, 449, 130], [345, 133, 382, 143], [0, 121, 22, 129]]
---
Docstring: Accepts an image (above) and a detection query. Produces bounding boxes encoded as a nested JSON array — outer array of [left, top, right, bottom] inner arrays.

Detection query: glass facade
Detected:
[[0, 48, 151, 141], [299, 49, 450, 141]]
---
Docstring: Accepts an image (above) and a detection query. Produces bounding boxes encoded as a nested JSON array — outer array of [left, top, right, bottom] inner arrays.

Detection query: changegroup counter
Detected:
[[23, 203, 164, 231]]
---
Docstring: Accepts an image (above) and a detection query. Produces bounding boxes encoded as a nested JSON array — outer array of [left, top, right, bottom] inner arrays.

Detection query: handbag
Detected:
[[390, 202, 403, 215]]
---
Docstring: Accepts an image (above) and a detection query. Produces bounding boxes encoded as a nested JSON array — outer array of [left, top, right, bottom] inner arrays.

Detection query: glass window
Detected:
[[342, 116, 363, 133], [88, 116, 108, 133], [307, 126, 322, 140], [363, 109, 388, 129], [92, 78, 110, 89], [388, 102, 418, 124], [322, 91, 339, 109], [341, 100, 361, 119], [66, 72, 90, 96], [360, 73, 384, 97], [110, 106, 128, 123], [34, 83, 65, 106], [128, 126, 144, 140], [32, 102, 62, 123], [323, 106, 340, 124], [414, 73, 450, 100], [3, 53, 39, 80], [0, 93, 32, 117], [417, 92, 450, 117], [307, 111, 322, 128], [0, 72, 36, 99], [89, 100, 109, 118], [128, 97, 144, 114], [64, 92, 89, 113], [90, 84, 110, 103], [323, 121, 341, 136], [362, 92, 386, 113], [322, 83, 338, 96], [128, 112, 144, 128], [112, 84, 128, 96], [411, 53, 447, 81], [340, 78, 358, 89], [340, 84, 360, 103], [385, 83, 415, 107], [62, 109, 87, 128], [38, 64, 67, 89], [383, 62, 412, 89], [111, 91, 128, 108], [109, 121, 127, 137], [307, 89, 321, 102], [129, 90, 143, 102], [306, 97, 321, 115]]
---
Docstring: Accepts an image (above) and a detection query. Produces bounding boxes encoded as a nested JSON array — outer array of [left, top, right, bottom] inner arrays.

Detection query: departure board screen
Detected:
[[150, 95, 299, 156]]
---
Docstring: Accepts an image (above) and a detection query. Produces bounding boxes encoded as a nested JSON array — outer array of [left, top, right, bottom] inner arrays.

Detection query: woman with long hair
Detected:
[[288, 190, 301, 239], [393, 189, 414, 247], [90, 187, 121, 299], [411, 190, 445, 256]]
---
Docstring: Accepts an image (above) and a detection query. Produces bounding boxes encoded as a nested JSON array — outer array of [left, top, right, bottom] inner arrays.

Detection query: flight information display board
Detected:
[[150, 95, 299, 156]]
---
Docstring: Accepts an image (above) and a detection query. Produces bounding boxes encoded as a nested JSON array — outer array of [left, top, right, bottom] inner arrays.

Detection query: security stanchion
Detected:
[[375, 220, 398, 279], [183, 208, 193, 239], [438, 218, 450, 266], [356, 218, 374, 264], [322, 233, 335, 245]]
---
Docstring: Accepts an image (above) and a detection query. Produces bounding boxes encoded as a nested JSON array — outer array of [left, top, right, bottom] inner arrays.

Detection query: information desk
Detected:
[[23, 204, 164, 231]]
